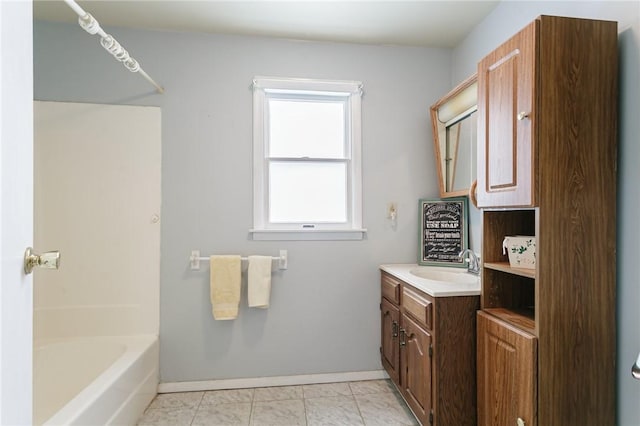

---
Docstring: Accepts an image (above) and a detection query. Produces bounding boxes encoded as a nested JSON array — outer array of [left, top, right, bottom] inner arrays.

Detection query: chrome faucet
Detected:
[[458, 249, 480, 274]]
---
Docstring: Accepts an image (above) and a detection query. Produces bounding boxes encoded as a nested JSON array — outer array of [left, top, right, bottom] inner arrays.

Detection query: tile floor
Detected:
[[137, 379, 418, 426]]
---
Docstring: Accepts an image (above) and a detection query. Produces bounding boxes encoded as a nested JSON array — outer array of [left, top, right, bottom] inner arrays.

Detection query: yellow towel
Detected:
[[210, 255, 241, 320], [248, 255, 272, 308]]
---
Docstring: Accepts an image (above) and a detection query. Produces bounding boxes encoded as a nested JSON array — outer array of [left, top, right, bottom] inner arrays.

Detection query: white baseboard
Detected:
[[158, 370, 389, 394]]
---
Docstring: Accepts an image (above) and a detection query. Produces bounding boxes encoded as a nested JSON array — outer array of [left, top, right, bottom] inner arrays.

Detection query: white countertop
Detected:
[[379, 264, 481, 297]]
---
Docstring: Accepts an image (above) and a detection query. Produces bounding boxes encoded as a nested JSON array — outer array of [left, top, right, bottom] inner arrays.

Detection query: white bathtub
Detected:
[[33, 335, 158, 426]]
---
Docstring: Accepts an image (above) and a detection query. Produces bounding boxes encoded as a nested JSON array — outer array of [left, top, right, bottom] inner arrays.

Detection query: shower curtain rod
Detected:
[[63, 0, 164, 94]]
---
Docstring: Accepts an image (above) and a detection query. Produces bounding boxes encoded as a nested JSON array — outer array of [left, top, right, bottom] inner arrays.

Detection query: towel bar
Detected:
[[189, 249, 287, 271]]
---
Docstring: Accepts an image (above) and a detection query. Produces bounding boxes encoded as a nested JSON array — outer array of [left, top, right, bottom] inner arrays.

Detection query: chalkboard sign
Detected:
[[419, 198, 468, 267]]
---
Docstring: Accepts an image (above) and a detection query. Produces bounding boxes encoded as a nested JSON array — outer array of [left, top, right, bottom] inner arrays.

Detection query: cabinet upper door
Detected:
[[381, 298, 400, 383], [477, 20, 537, 208], [477, 311, 537, 426]]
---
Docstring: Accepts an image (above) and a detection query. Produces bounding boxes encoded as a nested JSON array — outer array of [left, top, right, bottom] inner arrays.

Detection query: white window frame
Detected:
[[251, 76, 365, 241]]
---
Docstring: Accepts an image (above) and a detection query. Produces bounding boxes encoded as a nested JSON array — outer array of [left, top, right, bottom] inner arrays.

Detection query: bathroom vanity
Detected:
[[379, 265, 480, 426]]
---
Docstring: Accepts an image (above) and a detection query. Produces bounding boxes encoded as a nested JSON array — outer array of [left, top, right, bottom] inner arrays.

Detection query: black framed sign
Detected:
[[419, 198, 468, 267]]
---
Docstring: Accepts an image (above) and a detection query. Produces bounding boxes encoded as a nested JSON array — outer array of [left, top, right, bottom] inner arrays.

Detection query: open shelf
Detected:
[[481, 209, 537, 336], [484, 261, 536, 279]]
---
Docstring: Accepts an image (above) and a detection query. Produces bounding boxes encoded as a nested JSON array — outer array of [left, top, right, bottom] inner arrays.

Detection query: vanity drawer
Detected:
[[402, 287, 433, 330], [381, 273, 401, 305]]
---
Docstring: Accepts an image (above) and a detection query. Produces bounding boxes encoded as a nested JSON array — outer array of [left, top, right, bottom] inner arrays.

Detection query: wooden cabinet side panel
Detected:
[[536, 16, 618, 426], [477, 312, 537, 426], [433, 296, 479, 426]]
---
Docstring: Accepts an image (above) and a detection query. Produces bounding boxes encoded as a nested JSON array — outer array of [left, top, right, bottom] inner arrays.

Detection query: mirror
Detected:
[[430, 74, 478, 198]]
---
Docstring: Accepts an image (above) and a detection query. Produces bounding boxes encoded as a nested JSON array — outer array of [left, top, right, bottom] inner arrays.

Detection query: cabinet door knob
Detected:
[[516, 417, 525, 426], [517, 111, 530, 121], [24, 247, 60, 274]]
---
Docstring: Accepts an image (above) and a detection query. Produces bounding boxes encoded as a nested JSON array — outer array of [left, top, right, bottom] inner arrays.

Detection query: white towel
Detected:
[[210, 255, 241, 320], [248, 255, 272, 308]]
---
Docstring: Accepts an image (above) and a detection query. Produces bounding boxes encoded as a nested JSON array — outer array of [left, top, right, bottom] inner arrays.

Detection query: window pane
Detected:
[[268, 99, 345, 158], [269, 161, 347, 223]]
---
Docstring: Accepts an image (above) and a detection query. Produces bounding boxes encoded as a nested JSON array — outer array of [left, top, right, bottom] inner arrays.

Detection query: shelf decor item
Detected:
[[502, 236, 536, 269], [419, 197, 468, 267]]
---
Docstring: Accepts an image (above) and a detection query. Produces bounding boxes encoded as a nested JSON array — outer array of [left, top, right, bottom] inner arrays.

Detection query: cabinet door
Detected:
[[477, 311, 537, 426], [477, 20, 537, 208], [401, 313, 432, 425], [381, 298, 400, 383]]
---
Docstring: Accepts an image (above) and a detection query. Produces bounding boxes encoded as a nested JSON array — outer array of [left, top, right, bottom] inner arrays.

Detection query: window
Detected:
[[251, 77, 365, 240]]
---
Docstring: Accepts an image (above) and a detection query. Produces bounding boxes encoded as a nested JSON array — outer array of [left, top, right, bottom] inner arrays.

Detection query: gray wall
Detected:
[[452, 2, 640, 424], [34, 21, 450, 382]]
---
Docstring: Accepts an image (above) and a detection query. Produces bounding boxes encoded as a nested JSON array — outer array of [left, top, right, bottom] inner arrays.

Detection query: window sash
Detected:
[[266, 158, 351, 227], [266, 93, 350, 160]]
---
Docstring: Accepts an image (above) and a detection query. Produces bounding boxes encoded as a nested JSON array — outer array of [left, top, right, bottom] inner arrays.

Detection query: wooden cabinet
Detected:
[[401, 312, 432, 423], [476, 19, 536, 208], [400, 286, 433, 424], [380, 271, 479, 426], [477, 311, 537, 426], [381, 297, 400, 383], [476, 15, 618, 426]]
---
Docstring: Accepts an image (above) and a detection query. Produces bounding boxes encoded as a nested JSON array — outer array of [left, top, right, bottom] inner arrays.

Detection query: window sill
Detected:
[[249, 229, 367, 241]]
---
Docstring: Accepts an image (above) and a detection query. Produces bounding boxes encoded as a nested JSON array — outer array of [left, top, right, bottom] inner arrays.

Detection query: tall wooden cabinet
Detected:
[[476, 16, 618, 426]]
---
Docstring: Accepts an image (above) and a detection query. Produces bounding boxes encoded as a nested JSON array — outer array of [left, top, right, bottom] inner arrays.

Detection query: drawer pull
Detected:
[[517, 111, 530, 121]]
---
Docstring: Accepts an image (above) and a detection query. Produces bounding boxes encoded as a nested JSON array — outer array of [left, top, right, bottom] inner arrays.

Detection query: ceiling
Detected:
[[33, 1, 501, 48]]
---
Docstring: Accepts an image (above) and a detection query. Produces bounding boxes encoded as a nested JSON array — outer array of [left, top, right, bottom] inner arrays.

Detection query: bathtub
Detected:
[[33, 335, 158, 426]]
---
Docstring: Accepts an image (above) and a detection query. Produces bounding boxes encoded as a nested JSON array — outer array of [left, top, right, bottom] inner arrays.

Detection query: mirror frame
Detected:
[[430, 74, 478, 199]]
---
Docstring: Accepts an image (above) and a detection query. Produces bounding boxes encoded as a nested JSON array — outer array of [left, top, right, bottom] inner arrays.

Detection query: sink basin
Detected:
[[409, 267, 478, 285]]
